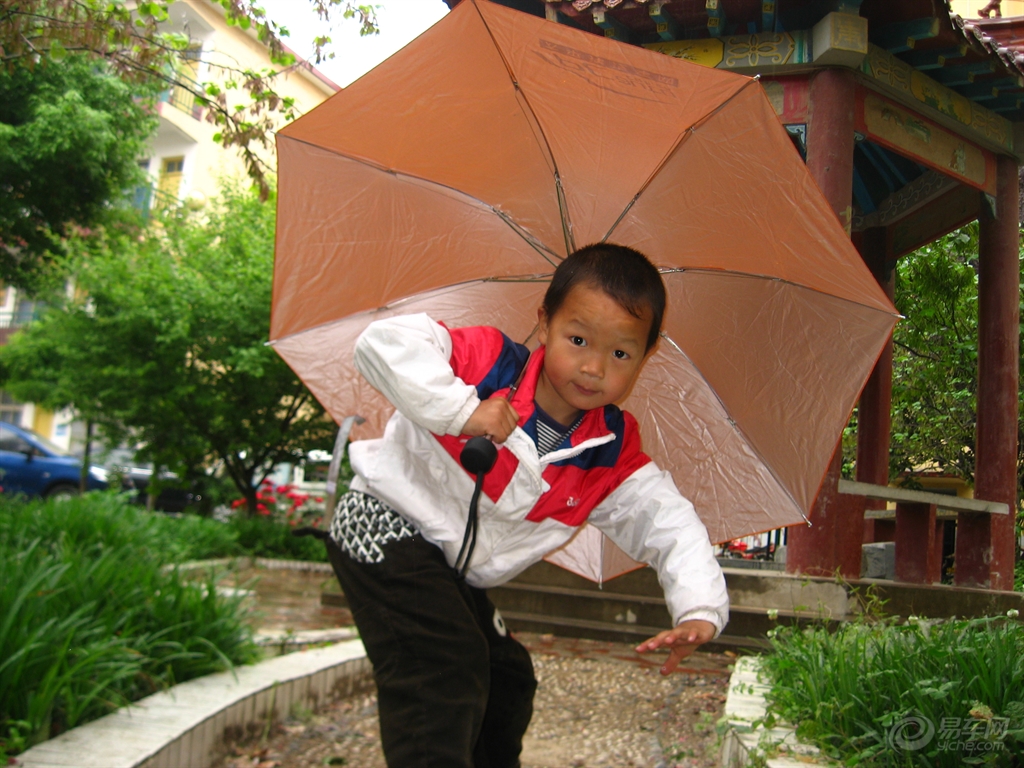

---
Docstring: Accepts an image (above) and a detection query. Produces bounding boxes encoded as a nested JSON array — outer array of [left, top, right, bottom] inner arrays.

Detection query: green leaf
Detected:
[[48, 39, 68, 62]]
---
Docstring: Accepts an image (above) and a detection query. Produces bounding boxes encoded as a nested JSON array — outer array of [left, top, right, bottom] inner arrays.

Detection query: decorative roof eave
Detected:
[[950, 11, 1024, 82], [443, 0, 1023, 135]]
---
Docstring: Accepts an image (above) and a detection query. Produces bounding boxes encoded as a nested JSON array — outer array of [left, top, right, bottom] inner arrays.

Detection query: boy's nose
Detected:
[[580, 354, 604, 378]]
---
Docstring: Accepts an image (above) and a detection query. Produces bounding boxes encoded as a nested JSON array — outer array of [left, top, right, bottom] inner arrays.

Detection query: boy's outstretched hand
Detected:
[[463, 397, 520, 443], [635, 620, 717, 676]]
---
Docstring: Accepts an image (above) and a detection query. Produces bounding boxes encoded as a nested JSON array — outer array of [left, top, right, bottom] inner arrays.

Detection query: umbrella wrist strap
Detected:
[[455, 473, 484, 579]]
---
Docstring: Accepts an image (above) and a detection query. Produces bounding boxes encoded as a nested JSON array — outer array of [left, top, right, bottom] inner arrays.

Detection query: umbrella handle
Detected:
[[323, 415, 365, 515], [454, 436, 497, 578]]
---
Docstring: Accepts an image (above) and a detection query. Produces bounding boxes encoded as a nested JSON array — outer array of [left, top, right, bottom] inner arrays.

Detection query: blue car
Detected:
[[0, 422, 109, 498]]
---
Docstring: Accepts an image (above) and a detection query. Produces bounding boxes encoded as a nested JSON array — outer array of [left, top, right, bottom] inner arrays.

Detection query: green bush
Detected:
[[761, 610, 1024, 766], [0, 493, 259, 759], [228, 513, 328, 562]]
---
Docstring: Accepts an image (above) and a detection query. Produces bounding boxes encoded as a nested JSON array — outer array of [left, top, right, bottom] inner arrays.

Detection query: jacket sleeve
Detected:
[[586, 462, 729, 636], [354, 314, 481, 436]]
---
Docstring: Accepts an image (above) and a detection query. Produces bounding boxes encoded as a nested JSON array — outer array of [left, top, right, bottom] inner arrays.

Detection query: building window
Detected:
[[0, 391, 23, 426], [156, 156, 185, 208]]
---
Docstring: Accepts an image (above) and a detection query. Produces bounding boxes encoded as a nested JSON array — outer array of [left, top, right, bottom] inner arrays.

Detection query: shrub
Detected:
[[225, 479, 330, 562], [760, 611, 1024, 766], [0, 493, 258, 758], [228, 513, 328, 562]]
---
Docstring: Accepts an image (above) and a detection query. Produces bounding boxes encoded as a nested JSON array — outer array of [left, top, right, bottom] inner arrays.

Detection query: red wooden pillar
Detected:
[[786, 69, 863, 579], [956, 155, 1020, 590], [857, 227, 895, 543], [894, 502, 942, 584]]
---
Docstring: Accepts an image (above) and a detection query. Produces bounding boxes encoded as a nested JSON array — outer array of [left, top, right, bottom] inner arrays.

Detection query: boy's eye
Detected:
[[613, 350, 630, 360], [570, 336, 586, 347]]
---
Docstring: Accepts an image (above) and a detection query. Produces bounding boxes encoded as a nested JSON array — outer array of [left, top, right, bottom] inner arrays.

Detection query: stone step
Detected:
[[497, 609, 770, 652], [489, 578, 827, 650]]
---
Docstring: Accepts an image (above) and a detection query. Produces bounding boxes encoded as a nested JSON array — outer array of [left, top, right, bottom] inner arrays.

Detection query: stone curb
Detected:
[[167, 557, 334, 574], [254, 628, 360, 656], [719, 656, 823, 767], [14, 640, 370, 768]]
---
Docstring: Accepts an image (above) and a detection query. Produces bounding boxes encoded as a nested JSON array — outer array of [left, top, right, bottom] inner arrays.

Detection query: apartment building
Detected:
[[1, 0, 338, 452]]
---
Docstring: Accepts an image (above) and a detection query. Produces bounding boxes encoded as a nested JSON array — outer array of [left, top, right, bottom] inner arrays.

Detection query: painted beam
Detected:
[[761, 1, 775, 34], [989, 96, 1024, 113], [890, 183, 980, 257], [931, 61, 997, 87], [852, 169, 958, 231], [648, 2, 678, 43], [900, 46, 967, 70], [591, 8, 631, 42], [706, 0, 727, 39], [957, 80, 1020, 101], [871, 17, 941, 54], [645, 31, 811, 69], [859, 45, 1014, 154]]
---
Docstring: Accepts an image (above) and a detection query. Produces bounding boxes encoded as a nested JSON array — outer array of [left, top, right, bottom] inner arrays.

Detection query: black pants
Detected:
[[325, 534, 537, 768]]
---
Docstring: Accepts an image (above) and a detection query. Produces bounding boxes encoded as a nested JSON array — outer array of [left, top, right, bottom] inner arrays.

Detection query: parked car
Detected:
[[102, 447, 198, 513], [0, 422, 109, 498]]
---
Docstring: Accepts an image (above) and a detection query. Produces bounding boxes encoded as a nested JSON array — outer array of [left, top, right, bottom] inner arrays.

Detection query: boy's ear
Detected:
[[536, 306, 549, 344]]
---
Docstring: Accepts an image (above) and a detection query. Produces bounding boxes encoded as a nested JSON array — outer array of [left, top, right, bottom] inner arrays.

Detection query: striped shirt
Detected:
[[534, 404, 582, 457]]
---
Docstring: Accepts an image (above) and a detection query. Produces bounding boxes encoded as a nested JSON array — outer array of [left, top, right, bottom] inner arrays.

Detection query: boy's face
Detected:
[[535, 283, 652, 426]]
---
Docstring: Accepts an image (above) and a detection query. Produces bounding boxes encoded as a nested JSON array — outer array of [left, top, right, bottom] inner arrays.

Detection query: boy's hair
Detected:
[[542, 243, 665, 352]]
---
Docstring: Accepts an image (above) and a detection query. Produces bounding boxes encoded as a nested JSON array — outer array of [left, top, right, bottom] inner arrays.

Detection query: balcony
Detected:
[[0, 301, 42, 345], [159, 77, 204, 121]]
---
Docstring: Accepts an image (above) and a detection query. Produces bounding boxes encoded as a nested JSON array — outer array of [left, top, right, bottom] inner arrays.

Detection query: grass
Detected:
[[0, 493, 264, 760], [760, 605, 1024, 766]]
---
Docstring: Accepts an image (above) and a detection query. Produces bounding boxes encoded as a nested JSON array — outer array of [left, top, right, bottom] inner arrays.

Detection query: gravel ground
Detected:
[[217, 633, 733, 768]]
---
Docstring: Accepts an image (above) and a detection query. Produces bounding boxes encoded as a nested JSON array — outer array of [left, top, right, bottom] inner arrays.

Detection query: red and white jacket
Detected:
[[349, 314, 728, 634]]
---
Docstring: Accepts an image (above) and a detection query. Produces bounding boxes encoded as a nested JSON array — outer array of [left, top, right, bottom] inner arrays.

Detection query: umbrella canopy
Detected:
[[271, 0, 898, 579]]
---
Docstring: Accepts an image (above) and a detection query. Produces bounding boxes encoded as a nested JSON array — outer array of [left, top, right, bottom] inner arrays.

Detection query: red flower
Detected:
[[230, 499, 246, 508], [314, 497, 323, 503]]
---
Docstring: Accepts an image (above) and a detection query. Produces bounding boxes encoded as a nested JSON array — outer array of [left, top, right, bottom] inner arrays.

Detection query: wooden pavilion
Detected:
[[447, 0, 1024, 590]]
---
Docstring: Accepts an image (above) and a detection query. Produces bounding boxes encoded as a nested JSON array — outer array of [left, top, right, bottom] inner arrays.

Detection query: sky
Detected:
[[949, 0, 1024, 17], [259, 0, 450, 88]]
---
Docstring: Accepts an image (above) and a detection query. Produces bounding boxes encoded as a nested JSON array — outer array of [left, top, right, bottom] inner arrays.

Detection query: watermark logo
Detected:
[[887, 714, 1011, 754], [888, 715, 936, 751]]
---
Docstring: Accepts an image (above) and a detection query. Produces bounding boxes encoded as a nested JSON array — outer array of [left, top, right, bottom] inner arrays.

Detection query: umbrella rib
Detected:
[[602, 77, 764, 243], [658, 267, 900, 319], [657, 332, 811, 525], [471, 0, 576, 256]]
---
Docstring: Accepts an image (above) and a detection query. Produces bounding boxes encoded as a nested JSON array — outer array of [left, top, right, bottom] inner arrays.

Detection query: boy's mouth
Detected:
[[572, 383, 599, 397]]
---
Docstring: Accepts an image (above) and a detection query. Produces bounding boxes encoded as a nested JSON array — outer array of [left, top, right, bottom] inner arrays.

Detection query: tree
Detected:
[[0, 55, 158, 291], [0, 186, 336, 512], [2, 0, 379, 201], [886, 223, 1024, 500], [1, 0, 379, 290]]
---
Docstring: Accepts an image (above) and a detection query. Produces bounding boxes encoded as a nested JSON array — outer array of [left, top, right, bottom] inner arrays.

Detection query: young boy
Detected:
[[325, 243, 728, 768]]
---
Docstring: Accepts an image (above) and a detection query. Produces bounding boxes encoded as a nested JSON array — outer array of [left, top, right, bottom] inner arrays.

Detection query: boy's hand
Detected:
[[635, 620, 717, 676], [463, 397, 520, 443]]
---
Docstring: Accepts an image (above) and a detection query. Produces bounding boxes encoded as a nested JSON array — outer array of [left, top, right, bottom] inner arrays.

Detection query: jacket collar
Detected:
[[507, 347, 615, 450]]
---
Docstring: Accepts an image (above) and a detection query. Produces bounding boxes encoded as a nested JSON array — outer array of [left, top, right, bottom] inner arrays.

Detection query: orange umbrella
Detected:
[[270, 0, 897, 582]]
